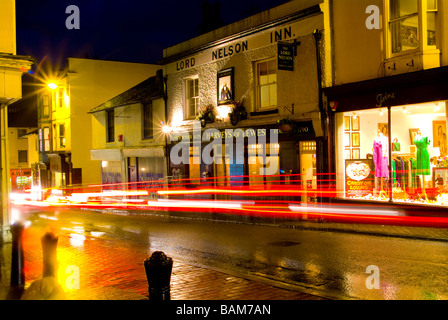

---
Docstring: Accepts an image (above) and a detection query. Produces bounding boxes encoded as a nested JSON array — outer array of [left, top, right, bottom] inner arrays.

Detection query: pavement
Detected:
[[0, 214, 326, 301]]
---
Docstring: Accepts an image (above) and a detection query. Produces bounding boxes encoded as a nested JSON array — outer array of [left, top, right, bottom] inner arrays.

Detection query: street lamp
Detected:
[[47, 82, 58, 90]]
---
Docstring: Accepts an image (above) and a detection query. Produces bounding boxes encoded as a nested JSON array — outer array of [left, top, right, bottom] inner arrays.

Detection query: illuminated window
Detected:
[[107, 109, 115, 143], [58, 88, 64, 108], [43, 127, 50, 152], [389, 0, 438, 54], [185, 78, 199, 119], [59, 124, 65, 148], [41, 94, 50, 117], [256, 59, 277, 110]]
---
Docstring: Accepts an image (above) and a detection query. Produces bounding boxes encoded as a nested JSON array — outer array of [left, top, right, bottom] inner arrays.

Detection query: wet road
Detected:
[[13, 206, 448, 300]]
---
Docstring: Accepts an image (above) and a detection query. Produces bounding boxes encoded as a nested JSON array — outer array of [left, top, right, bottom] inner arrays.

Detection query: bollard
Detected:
[[20, 231, 65, 300], [41, 232, 58, 278], [10, 222, 25, 287], [144, 251, 173, 300]]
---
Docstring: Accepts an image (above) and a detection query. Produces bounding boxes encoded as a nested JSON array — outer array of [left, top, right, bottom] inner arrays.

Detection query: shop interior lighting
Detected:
[[434, 102, 440, 112], [379, 108, 384, 116]]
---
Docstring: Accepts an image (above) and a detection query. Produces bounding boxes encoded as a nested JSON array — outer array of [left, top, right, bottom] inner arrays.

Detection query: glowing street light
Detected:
[[47, 82, 58, 90]]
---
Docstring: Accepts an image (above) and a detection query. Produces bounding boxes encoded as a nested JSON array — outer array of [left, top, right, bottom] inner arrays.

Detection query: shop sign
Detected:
[[376, 92, 395, 108], [345, 159, 375, 197], [173, 127, 270, 142], [278, 42, 294, 71], [49, 156, 62, 172]]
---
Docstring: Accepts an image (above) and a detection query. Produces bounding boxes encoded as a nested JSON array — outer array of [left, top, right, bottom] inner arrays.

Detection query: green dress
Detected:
[[414, 135, 431, 175]]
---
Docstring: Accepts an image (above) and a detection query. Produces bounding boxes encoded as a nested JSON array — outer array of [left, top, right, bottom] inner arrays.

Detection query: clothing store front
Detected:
[[325, 66, 448, 210]]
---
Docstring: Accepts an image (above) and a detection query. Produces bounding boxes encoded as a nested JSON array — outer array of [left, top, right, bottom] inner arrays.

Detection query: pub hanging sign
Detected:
[[277, 42, 294, 71]]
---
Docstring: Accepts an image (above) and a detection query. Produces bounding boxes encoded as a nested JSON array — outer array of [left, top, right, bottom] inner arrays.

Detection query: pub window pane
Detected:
[[256, 59, 277, 110], [186, 78, 199, 118]]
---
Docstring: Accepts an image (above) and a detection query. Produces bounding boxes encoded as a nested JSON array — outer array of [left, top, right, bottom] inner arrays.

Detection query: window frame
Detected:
[[59, 123, 66, 148], [386, 0, 439, 58], [142, 101, 153, 140], [255, 58, 278, 111], [184, 76, 199, 120], [18, 150, 28, 163], [106, 109, 115, 143]]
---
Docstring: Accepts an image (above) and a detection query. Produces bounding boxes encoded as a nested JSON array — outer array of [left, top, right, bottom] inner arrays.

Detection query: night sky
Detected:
[[11, 0, 289, 127], [16, 0, 290, 65]]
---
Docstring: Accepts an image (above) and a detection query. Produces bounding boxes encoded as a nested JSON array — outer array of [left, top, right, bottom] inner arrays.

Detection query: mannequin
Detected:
[[414, 129, 431, 201], [373, 129, 389, 199]]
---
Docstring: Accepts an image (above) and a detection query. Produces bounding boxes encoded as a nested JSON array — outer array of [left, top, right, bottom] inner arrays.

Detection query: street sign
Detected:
[[278, 42, 294, 71]]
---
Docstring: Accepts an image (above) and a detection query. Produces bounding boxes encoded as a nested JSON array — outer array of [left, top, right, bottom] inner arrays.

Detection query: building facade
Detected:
[[37, 58, 160, 191], [0, 0, 34, 241], [324, 0, 448, 211], [161, 0, 332, 203], [89, 70, 166, 195]]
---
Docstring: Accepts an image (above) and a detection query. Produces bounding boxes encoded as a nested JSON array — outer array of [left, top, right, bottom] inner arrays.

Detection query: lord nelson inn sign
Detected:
[[165, 13, 324, 74]]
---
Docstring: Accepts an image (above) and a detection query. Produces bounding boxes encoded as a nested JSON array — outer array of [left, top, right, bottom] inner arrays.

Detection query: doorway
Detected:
[[299, 141, 317, 204]]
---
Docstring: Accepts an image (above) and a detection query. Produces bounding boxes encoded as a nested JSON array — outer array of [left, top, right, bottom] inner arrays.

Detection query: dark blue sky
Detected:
[[16, 0, 290, 67]]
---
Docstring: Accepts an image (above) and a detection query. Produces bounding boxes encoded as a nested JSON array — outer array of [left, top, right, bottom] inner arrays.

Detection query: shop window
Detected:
[[185, 77, 199, 119], [255, 59, 277, 110], [336, 101, 448, 206], [18, 150, 28, 163], [142, 102, 153, 139], [106, 109, 115, 143], [388, 0, 438, 54]]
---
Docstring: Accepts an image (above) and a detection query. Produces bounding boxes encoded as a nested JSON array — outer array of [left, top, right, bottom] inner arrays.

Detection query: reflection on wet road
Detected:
[[18, 207, 448, 300]]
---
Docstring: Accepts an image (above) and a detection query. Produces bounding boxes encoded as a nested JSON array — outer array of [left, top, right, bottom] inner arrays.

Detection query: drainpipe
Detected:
[[313, 29, 328, 208]]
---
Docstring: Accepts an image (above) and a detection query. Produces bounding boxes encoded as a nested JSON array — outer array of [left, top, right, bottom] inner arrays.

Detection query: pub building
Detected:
[[324, 65, 448, 213], [161, 2, 330, 203]]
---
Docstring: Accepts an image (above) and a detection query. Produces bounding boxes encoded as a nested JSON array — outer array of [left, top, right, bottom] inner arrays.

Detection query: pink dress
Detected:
[[373, 138, 389, 178]]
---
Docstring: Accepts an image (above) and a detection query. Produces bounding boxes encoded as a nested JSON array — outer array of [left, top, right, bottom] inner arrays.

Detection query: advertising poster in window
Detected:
[[433, 121, 447, 157], [217, 68, 234, 105], [345, 159, 375, 198]]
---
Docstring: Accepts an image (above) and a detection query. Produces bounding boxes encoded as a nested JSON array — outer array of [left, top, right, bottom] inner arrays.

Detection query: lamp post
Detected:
[[162, 123, 173, 195]]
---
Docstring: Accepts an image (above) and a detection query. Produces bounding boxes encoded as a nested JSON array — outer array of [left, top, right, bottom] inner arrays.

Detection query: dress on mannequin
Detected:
[[373, 131, 389, 199], [373, 132, 389, 178], [414, 130, 430, 201]]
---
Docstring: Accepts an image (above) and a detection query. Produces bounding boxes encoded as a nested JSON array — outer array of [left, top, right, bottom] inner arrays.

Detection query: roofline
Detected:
[[159, 4, 322, 65]]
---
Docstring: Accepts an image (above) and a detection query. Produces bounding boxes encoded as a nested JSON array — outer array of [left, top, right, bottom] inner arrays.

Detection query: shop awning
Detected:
[[90, 149, 122, 161]]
